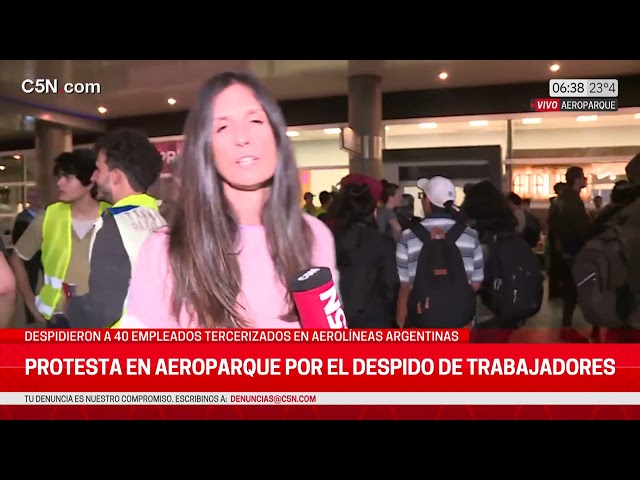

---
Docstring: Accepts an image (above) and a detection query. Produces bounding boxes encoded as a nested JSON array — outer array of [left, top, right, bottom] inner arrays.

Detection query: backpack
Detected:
[[405, 221, 476, 329], [336, 226, 381, 326], [573, 208, 639, 328], [481, 232, 543, 323]]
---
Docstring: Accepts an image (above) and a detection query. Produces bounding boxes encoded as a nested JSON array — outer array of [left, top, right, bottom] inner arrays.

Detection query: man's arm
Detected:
[[66, 215, 131, 328], [395, 232, 411, 328], [470, 235, 484, 292]]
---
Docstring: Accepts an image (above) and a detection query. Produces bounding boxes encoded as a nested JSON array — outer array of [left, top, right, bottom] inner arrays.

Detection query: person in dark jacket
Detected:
[[12, 190, 43, 324], [552, 166, 591, 342], [546, 182, 567, 299], [330, 180, 399, 328], [587, 180, 637, 239], [461, 180, 520, 343]]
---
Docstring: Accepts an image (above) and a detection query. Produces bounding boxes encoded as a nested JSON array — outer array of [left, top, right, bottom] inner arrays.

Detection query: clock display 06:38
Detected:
[[549, 79, 618, 97]]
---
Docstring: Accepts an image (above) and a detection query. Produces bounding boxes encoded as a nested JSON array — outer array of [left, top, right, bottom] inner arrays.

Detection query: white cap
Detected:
[[417, 176, 457, 208]]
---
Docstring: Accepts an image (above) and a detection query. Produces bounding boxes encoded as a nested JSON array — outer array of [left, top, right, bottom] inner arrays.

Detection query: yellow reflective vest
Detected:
[[36, 201, 110, 319], [97, 194, 164, 329]]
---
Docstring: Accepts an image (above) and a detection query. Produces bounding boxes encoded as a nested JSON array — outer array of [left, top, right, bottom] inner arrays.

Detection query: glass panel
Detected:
[[0, 184, 30, 248], [0, 185, 26, 215], [0, 153, 25, 183], [24, 150, 38, 182]]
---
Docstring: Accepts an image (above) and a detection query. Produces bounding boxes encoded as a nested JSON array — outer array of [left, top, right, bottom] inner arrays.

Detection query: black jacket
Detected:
[[66, 214, 132, 328], [334, 224, 399, 328]]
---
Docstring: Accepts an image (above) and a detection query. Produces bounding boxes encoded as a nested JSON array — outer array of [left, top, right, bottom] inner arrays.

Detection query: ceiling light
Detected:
[[324, 128, 341, 134], [0, 166, 5, 171], [549, 64, 560, 72], [167, 98, 177, 106], [419, 122, 438, 129], [576, 115, 598, 122], [634, 113, 640, 119], [438, 72, 448, 80], [12, 154, 20, 160], [286, 130, 300, 137], [521, 118, 542, 125], [97, 106, 107, 114], [469, 120, 489, 127]]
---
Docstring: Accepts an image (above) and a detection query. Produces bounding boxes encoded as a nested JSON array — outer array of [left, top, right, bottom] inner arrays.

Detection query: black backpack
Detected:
[[481, 233, 543, 323], [573, 208, 639, 328], [405, 222, 476, 329]]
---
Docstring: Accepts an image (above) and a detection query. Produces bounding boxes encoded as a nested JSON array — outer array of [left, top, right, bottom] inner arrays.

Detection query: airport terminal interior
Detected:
[[1, 59, 639, 338]]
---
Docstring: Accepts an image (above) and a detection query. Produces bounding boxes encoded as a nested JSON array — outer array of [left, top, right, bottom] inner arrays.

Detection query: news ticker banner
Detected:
[[2, 329, 640, 420]]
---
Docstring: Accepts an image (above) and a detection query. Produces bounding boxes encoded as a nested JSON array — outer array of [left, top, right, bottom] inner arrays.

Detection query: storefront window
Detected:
[[511, 166, 595, 202], [510, 110, 639, 204]]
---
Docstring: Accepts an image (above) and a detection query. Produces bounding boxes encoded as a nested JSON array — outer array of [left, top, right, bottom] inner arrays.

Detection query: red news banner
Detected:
[[1, 328, 640, 420]]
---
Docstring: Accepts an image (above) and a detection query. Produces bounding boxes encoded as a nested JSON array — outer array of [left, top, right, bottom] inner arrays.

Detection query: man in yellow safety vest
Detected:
[[65, 129, 166, 328], [10, 150, 110, 324]]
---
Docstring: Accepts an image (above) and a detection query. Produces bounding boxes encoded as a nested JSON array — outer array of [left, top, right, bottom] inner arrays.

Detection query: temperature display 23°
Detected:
[[549, 79, 618, 98]]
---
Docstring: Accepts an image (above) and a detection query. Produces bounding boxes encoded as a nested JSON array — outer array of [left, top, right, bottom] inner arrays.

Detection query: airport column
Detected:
[[34, 120, 72, 206], [348, 74, 384, 179]]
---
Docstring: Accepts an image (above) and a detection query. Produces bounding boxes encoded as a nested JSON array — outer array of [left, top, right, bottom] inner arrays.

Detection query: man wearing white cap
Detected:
[[395, 176, 484, 327]]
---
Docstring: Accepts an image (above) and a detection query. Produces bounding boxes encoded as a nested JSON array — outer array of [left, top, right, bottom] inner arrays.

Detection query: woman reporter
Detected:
[[120, 72, 337, 328]]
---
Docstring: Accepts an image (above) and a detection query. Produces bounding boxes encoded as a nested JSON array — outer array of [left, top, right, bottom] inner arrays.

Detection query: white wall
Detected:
[[386, 130, 508, 153], [292, 140, 348, 168], [307, 168, 349, 195], [293, 125, 640, 169], [513, 125, 640, 149]]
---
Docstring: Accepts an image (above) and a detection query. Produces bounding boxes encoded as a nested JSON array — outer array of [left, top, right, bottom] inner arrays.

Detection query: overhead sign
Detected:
[[152, 139, 183, 175], [340, 127, 362, 156]]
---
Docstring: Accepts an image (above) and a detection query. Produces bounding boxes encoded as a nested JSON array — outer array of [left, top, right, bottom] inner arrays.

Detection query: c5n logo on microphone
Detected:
[[318, 284, 347, 329], [297, 268, 320, 282]]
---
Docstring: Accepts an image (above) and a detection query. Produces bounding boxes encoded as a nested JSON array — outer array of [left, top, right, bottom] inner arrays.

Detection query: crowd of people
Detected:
[[0, 70, 637, 343], [303, 160, 640, 342]]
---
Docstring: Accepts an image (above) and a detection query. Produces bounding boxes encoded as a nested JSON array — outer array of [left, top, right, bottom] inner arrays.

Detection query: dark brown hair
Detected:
[[169, 71, 313, 327]]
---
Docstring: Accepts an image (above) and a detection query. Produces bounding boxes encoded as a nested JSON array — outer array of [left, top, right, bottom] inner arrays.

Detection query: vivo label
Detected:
[[535, 99, 559, 111]]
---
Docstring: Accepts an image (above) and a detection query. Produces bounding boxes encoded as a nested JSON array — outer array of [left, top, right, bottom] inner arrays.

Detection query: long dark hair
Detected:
[[169, 71, 313, 328], [380, 179, 398, 204], [461, 180, 516, 233], [330, 182, 377, 234]]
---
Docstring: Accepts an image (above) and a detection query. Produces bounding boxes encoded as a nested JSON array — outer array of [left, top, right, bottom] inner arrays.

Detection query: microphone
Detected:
[[290, 267, 348, 329]]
